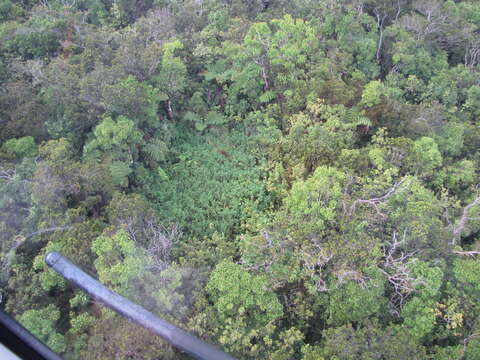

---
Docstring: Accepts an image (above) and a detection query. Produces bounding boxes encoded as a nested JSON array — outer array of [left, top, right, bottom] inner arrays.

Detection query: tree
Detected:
[[320, 321, 426, 360], [408, 136, 442, 177], [84, 115, 143, 186], [0, 14, 64, 60], [110, 0, 154, 27], [284, 165, 346, 236], [91, 228, 149, 296], [207, 260, 283, 326], [387, 24, 449, 82], [277, 100, 366, 181], [0, 0, 23, 21], [101, 75, 161, 129], [83, 315, 175, 360], [154, 40, 187, 119], [205, 14, 318, 115], [383, 177, 445, 254], [32, 138, 113, 211], [401, 259, 443, 340], [322, 267, 386, 326], [1, 136, 37, 158], [0, 80, 48, 142], [19, 305, 66, 354], [192, 259, 303, 359], [323, 5, 380, 79]]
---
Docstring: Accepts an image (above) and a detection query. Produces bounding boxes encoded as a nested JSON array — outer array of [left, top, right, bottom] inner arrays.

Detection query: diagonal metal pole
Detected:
[[45, 252, 236, 360]]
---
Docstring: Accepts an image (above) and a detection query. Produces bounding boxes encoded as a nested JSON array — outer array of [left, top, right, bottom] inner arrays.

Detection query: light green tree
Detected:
[[324, 267, 386, 326], [91, 228, 149, 296], [154, 40, 187, 119], [19, 305, 66, 354], [284, 165, 346, 236], [206, 260, 283, 326], [409, 137, 443, 176], [401, 260, 443, 340], [84, 115, 143, 186], [1, 136, 37, 158]]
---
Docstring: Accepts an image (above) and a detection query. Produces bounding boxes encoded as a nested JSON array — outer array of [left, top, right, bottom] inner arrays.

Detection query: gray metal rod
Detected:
[[0, 310, 63, 360], [45, 252, 236, 360]]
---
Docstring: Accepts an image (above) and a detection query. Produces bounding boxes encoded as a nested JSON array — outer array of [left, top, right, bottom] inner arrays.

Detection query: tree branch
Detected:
[[348, 178, 407, 218], [380, 231, 419, 315], [452, 250, 480, 256], [24, 226, 72, 239], [452, 191, 480, 245]]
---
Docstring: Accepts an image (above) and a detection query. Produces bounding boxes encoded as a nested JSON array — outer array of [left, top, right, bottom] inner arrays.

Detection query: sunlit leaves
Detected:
[[20, 305, 66, 354], [410, 137, 442, 176], [323, 268, 386, 326], [285, 165, 346, 235], [1, 136, 37, 158], [91, 229, 149, 295], [401, 260, 443, 339], [207, 260, 283, 326]]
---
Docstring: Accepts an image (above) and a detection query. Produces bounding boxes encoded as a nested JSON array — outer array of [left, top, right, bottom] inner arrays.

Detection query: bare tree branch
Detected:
[[379, 231, 419, 315], [348, 178, 407, 218], [374, 8, 387, 61], [24, 226, 72, 239], [144, 222, 182, 272], [452, 191, 480, 245], [0, 168, 16, 181], [452, 250, 480, 256]]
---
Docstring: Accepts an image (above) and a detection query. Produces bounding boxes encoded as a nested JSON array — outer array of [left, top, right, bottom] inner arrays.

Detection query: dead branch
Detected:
[[379, 231, 419, 315], [24, 226, 72, 239], [145, 221, 182, 272], [374, 8, 387, 61], [463, 332, 480, 355], [335, 269, 369, 288], [452, 191, 480, 245], [342, 176, 355, 216], [465, 39, 480, 67], [452, 250, 480, 256], [0, 168, 16, 181], [348, 178, 407, 218], [302, 241, 334, 292]]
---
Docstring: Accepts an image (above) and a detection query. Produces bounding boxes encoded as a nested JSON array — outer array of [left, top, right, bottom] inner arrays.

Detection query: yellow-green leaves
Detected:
[[360, 80, 385, 108], [207, 260, 283, 326], [453, 258, 480, 291], [91, 229, 149, 295], [0, 136, 37, 159], [19, 305, 66, 354], [285, 166, 346, 235], [155, 40, 187, 118], [84, 115, 143, 186], [86, 116, 142, 154], [324, 268, 386, 326], [401, 260, 443, 340], [410, 137, 443, 176]]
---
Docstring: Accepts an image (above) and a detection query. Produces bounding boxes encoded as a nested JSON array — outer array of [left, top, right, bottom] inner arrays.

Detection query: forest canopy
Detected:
[[2, 0, 480, 359]]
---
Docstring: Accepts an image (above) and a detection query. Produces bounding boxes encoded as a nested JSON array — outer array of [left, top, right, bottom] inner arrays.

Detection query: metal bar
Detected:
[[45, 252, 236, 360], [0, 310, 63, 360]]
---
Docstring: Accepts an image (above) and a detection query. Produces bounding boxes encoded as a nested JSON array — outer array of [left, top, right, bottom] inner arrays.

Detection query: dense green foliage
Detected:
[[2, 0, 480, 359]]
